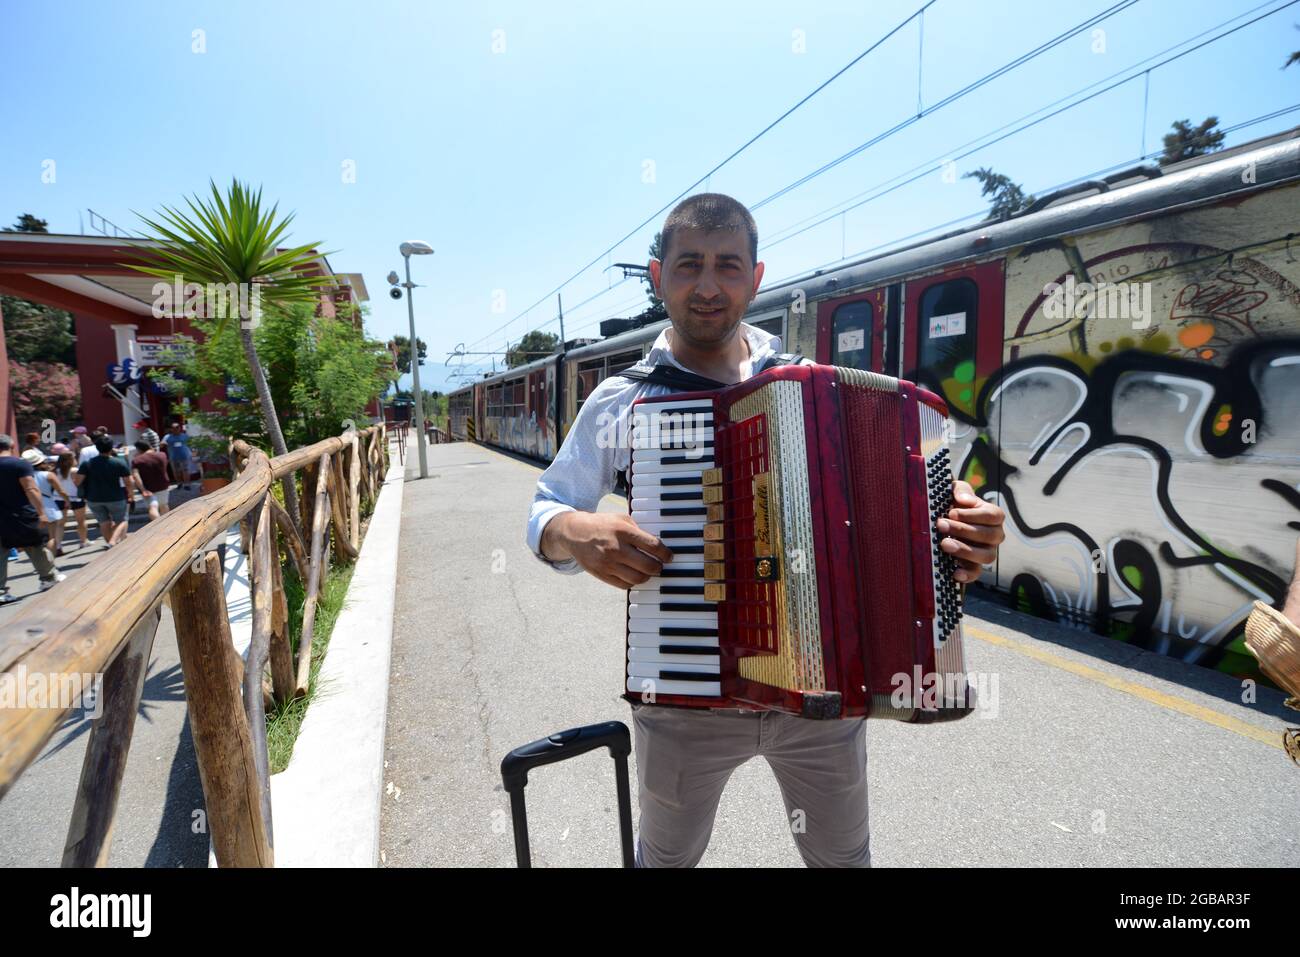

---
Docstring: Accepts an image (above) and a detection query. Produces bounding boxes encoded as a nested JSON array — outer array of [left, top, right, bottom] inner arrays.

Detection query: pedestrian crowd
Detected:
[[0, 419, 199, 605]]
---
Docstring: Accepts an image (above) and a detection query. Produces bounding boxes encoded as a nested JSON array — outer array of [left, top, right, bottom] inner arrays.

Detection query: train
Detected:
[[450, 126, 1300, 681]]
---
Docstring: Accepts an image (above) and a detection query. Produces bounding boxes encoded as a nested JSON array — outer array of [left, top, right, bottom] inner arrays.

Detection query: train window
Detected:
[[575, 358, 605, 412], [830, 300, 873, 370], [749, 313, 785, 343], [606, 349, 642, 378], [916, 278, 978, 389]]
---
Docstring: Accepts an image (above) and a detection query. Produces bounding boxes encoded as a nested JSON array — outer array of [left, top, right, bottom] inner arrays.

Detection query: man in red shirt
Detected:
[[130, 440, 173, 522]]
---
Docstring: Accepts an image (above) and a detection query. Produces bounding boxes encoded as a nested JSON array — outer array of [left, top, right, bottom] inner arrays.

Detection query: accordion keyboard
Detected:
[[626, 399, 723, 698]]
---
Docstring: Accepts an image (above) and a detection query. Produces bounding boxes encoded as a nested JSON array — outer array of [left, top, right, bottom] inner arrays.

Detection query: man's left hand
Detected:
[[937, 479, 1005, 584]]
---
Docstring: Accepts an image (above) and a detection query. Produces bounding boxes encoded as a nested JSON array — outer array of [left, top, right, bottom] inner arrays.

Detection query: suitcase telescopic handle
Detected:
[[499, 720, 635, 868]]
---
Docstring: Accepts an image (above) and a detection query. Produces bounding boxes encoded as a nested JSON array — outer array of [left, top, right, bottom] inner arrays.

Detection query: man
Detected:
[[527, 194, 1006, 867], [163, 422, 193, 490], [0, 434, 65, 603], [134, 419, 161, 452], [75, 435, 136, 547], [130, 439, 172, 522]]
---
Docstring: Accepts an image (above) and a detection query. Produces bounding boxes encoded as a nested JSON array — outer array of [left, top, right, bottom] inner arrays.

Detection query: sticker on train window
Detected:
[[837, 328, 865, 351], [928, 312, 967, 338]]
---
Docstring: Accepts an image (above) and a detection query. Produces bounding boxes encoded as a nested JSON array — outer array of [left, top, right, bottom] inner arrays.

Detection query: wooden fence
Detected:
[[0, 424, 389, 867]]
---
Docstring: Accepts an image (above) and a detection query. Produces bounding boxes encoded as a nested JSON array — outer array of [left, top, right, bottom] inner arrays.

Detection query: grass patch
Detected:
[[266, 560, 357, 773]]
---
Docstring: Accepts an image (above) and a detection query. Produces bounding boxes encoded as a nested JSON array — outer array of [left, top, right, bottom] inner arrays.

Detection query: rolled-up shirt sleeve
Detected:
[[526, 381, 626, 573]]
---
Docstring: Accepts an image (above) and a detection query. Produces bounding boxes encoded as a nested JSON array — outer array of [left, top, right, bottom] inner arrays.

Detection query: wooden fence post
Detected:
[[295, 453, 333, 696], [171, 552, 272, 867], [61, 607, 162, 867]]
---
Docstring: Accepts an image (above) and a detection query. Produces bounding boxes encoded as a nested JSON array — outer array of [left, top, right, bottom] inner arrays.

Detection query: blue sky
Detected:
[[2, 0, 1296, 393]]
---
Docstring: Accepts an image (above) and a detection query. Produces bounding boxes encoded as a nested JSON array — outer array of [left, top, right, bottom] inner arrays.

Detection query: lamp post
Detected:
[[399, 240, 434, 479]]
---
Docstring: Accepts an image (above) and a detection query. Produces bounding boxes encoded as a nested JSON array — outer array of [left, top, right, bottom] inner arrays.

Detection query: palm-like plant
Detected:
[[131, 179, 335, 531]]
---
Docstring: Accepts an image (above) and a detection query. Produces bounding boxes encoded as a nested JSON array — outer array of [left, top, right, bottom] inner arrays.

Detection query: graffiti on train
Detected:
[[950, 338, 1298, 675]]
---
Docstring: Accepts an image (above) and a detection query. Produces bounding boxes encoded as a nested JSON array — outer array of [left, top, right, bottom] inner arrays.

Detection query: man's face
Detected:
[[649, 226, 764, 351]]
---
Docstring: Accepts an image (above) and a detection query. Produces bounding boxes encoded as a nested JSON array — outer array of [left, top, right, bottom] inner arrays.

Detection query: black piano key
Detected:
[[658, 474, 704, 486], [660, 626, 718, 637], [669, 545, 705, 554], [659, 529, 701, 539], [661, 491, 704, 501], [660, 454, 714, 465], [655, 438, 715, 450], [659, 670, 721, 682], [651, 406, 713, 418], [661, 602, 715, 613], [659, 506, 707, 517], [660, 644, 720, 655], [658, 567, 702, 577]]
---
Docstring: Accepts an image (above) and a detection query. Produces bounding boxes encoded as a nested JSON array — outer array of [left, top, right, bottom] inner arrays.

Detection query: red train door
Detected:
[[901, 259, 1004, 421], [815, 287, 886, 371]]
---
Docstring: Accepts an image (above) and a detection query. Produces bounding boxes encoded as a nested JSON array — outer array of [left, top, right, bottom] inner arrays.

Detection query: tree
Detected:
[[150, 300, 394, 451], [1, 295, 75, 364], [963, 168, 1035, 221], [4, 213, 48, 233], [637, 231, 669, 324], [506, 329, 559, 368], [1160, 118, 1226, 165], [388, 334, 427, 378], [131, 179, 336, 531], [9, 360, 80, 435]]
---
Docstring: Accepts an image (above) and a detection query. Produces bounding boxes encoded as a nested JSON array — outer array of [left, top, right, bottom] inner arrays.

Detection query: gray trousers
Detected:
[[0, 544, 57, 591], [631, 705, 871, 868]]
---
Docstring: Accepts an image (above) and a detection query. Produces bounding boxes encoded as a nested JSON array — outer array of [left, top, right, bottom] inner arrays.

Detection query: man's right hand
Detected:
[[542, 511, 674, 589]]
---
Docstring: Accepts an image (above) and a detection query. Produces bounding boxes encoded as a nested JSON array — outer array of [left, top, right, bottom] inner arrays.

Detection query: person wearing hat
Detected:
[[0, 434, 65, 603], [27, 448, 73, 556], [134, 420, 161, 453], [1245, 536, 1300, 765]]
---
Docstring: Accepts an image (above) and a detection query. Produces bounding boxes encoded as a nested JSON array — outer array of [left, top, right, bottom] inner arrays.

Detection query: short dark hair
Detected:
[[0, 434, 11, 451], [94, 436, 115, 454], [134, 440, 152, 453], [659, 193, 758, 268]]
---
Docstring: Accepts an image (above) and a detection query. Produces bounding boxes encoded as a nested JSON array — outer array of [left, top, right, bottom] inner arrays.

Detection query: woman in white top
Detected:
[[25, 452, 74, 556]]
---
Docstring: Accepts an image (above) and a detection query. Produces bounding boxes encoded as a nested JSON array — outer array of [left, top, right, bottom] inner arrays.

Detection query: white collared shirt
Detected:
[[525, 322, 786, 573]]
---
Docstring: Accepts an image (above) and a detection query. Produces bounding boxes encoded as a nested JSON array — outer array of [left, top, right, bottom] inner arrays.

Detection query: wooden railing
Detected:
[[0, 424, 389, 867]]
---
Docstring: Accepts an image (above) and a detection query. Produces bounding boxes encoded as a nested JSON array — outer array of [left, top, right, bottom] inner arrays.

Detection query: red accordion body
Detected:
[[624, 363, 974, 722]]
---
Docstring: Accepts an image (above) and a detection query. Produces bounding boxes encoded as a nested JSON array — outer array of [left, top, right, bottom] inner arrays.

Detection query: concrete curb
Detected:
[[268, 442, 405, 867]]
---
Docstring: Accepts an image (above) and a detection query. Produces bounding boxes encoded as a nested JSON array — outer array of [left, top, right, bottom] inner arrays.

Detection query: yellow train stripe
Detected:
[[965, 624, 1285, 751]]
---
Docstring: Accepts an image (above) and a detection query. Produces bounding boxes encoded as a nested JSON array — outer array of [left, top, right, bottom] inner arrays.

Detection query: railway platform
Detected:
[[380, 440, 1300, 868]]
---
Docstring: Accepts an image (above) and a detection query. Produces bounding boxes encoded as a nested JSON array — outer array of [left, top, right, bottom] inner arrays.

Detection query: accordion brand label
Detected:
[[753, 472, 773, 554], [928, 311, 967, 339]]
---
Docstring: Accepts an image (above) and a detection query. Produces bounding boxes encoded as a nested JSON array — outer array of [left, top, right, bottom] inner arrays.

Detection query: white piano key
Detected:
[[629, 460, 711, 475], [628, 648, 721, 667], [628, 632, 718, 648], [631, 493, 704, 510], [629, 606, 719, 623], [628, 660, 719, 677], [627, 617, 719, 634], [626, 676, 722, 697]]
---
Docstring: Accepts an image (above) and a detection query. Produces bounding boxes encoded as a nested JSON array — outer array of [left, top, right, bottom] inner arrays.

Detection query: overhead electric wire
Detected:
[[463, 0, 940, 352]]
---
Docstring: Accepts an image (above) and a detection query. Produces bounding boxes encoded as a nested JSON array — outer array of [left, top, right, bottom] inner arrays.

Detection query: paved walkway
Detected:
[[0, 488, 248, 867], [381, 441, 1300, 868]]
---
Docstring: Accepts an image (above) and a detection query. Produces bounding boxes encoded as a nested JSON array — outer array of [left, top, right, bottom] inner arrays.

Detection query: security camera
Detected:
[[387, 271, 400, 286], [389, 287, 403, 300]]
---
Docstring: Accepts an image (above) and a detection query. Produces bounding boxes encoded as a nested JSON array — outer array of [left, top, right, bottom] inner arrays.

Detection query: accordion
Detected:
[[624, 363, 974, 721]]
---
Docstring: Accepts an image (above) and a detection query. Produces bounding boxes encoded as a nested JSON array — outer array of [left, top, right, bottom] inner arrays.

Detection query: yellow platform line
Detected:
[[966, 624, 1284, 751]]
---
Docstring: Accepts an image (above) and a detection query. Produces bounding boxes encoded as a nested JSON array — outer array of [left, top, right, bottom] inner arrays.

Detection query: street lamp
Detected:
[[398, 240, 434, 478]]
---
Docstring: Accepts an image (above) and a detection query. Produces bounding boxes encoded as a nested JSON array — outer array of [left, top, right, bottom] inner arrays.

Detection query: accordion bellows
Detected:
[[624, 363, 974, 721]]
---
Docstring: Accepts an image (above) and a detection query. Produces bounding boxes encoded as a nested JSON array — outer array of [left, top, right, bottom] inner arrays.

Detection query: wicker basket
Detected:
[[1244, 601, 1300, 706]]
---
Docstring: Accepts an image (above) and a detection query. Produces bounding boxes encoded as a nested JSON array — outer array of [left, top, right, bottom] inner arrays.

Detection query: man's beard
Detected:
[[673, 303, 743, 348]]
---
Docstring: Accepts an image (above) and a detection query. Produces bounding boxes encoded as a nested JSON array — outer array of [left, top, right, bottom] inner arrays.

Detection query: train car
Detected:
[[456, 126, 1300, 678]]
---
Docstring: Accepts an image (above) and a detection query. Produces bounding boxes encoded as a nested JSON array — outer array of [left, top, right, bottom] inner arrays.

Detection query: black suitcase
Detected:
[[499, 720, 636, 868]]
